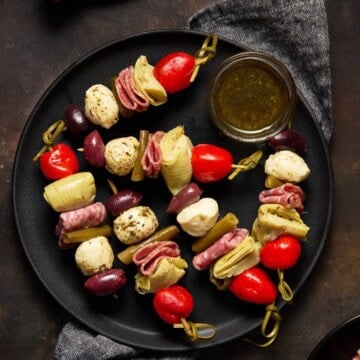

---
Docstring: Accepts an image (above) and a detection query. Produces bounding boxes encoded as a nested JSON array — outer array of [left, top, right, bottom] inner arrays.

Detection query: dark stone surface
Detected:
[[1, 1, 359, 359]]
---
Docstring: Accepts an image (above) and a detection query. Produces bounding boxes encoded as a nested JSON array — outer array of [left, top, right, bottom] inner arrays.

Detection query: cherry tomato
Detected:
[[153, 285, 194, 324], [260, 235, 302, 270], [154, 52, 196, 94], [229, 266, 278, 305], [39, 143, 79, 180], [191, 144, 233, 182]]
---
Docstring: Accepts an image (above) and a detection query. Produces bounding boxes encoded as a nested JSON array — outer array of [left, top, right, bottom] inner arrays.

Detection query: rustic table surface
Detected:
[[1, 1, 359, 359]]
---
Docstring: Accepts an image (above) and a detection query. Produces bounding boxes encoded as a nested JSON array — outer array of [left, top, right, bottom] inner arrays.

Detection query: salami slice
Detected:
[[258, 183, 305, 212], [133, 240, 180, 276], [192, 228, 249, 270], [141, 131, 164, 178], [55, 202, 106, 239], [115, 66, 149, 112]]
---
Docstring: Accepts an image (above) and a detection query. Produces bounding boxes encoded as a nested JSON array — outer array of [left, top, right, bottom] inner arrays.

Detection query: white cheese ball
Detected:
[[176, 197, 219, 237], [75, 236, 114, 276], [85, 84, 119, 129], [264, 150, 311, 183], [105, 137, 139, 176], [114, 206, 158, 245]]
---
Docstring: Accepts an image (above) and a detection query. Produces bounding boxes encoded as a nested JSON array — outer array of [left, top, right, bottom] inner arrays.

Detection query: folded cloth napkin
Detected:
[[55, 1, 332, 359], [187, 0, 333, 142], [55, 321, 195, 360]]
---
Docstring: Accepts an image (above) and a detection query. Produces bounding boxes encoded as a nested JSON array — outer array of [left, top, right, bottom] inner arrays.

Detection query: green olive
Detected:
[[63, 224, 112, 244], [117, 225, 180, 265], [131, 130, 149, 182], [192, 213, 239, 253]]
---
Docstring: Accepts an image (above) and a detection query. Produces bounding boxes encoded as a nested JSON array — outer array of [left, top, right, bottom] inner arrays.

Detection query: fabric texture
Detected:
[[55, 1, 332, 359], [187, 0, 332, 142], [55, 321, 195, 360]]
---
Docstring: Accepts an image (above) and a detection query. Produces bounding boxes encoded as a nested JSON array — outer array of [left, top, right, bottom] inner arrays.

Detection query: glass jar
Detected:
[[207, 52, 297, 143]]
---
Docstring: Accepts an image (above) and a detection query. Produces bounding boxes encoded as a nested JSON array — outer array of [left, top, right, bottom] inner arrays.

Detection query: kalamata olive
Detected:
[[83, 130, 106, 167], [167, 182, 203, 214], [267, 129, 308, 155], [64, 104, 91, 135], [106, 189, 143, 217], [84, 269, 127, 296]]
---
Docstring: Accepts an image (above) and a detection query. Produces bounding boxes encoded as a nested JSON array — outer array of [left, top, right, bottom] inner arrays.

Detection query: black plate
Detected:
[[308, 315, 360, 359], [12, 30, 333, 351]]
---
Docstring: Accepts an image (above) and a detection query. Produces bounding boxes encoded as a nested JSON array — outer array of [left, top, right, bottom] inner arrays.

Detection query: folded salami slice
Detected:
[[192, 228, 249, 270], [133, 240, 180, 276], [114, 66, 149, 112], [258, 183, 305, 212], [141, 131, 164, 178], [55, 202, 106, 239]]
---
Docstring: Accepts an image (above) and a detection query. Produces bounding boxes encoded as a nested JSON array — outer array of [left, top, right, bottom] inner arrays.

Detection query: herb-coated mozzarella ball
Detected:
[[176, 197, 219, 237], [75, 236, 114, 276], [264, 150, 310, 183], [85, 84, 119, 129], [105, 137, 139, 176], [113, 206, 159, 245]]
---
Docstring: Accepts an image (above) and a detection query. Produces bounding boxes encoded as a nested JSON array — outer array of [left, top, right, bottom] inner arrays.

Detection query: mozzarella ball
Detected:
[[75, 236, 114, 276], [114, 206, 158, 245], [264, 150, 311, 183], [85, 84, 119, 129], [105, 137, 139, 176], [176, 197, 219, 237]]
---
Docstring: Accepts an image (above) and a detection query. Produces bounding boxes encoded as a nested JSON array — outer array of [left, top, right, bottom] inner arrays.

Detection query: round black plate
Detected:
[[12, 30, 333, 351], [308, 315, 360, 359]]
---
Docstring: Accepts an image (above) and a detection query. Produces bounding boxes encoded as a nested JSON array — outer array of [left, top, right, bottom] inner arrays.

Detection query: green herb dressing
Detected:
[[213, 61, 289, 131]]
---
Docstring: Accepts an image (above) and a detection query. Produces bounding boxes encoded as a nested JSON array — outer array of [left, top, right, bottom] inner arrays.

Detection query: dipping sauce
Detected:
[[207, 52, 296, 143]]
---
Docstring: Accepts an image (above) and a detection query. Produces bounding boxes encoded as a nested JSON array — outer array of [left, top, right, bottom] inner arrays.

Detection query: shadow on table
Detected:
[[41, 0, 133, 26]]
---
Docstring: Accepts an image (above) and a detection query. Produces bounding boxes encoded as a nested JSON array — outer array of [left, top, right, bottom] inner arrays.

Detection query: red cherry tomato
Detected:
[[39, 143, 79, 180], [154, 52, 196, 94], [229, 266, 278, 305], [191, 144, 233, 182], [153, 285, 194, 325], [260, 235, 302, 270]]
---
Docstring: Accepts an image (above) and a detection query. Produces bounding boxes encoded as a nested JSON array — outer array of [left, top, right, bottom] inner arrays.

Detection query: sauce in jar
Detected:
[[207, 52, 296, 143], [213, 60, 289, 131]]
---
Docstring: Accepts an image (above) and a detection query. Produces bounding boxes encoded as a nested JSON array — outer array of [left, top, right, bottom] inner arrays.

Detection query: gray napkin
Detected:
[[55, 1, 332, 359], [187, 0, 333, 142], [55, 321, 195, 360]]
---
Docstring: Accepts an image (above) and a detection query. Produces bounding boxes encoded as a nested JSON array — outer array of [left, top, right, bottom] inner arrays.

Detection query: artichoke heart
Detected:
[[134, 257, 187, 294], [252, 204, 310, 244], [134, 55, 167, 106], [160, 126, 193, 195], [43, 172, 96, 212], [210, 235, 261, 280], [209, 275, 231, 291]]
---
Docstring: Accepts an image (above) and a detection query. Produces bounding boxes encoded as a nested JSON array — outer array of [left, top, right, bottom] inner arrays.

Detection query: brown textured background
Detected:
[[1, 1, 359, 359]]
